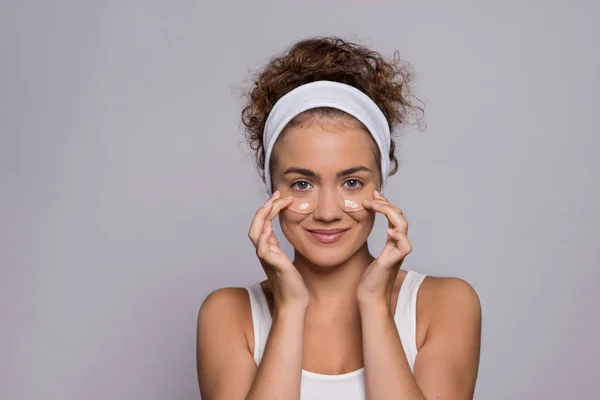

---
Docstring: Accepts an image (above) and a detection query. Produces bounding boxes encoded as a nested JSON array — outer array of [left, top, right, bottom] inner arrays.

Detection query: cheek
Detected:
[[348, 209, 376, 227], [279, 209, 309, 225], [347, 210, 376, 244], [278, 209, 376, 247], [278, 210, 309, 239]]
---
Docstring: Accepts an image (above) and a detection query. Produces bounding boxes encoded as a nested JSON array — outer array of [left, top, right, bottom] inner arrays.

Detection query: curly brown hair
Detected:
[[241, 36, 424, 185]]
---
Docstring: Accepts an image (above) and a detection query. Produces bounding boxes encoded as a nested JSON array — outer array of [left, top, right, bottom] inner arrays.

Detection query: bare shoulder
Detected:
[[197, 287, 253, 340], [197, 287, 255, 360], [198, 287, 252, 319], [418, 274, 482, 325], [196, 287, 257, 399], [410, 274, 481, 397]]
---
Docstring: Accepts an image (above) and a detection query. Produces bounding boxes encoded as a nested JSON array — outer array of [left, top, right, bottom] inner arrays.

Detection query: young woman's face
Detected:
[[271, 115, 380, 268]]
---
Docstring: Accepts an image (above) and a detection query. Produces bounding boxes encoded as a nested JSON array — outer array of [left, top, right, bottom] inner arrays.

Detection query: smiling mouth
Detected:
[[305, 228, 350, 244]]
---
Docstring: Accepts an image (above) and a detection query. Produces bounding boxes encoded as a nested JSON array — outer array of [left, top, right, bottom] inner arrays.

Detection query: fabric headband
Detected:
[[262, 80, 392, 195]]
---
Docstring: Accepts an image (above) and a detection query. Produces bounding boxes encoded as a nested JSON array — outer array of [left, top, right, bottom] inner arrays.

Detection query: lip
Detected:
[[305, 228, 350, 244]]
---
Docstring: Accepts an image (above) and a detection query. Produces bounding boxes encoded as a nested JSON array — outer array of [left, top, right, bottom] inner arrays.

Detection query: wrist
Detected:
[[358, 296, 393, 316], [273, 302, 308, 321]]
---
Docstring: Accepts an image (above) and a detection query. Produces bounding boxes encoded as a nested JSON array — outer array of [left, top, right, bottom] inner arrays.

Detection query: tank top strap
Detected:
[[245, 283, 273, 365], [393, 270, 427, 372]]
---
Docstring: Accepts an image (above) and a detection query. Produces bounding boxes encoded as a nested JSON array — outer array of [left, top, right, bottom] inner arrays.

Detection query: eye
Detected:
[[343, 179, 363, 190], [291, 180, 313, 191]]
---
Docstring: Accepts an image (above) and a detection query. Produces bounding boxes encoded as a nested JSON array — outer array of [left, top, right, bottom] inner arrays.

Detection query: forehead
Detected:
[[275, 117, 378, 171]]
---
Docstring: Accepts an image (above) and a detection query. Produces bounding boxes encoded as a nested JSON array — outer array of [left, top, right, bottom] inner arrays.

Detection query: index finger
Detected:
[[248, 191, 281, 244], [363, 200, 406, 231], [266, 196, 294, 223]]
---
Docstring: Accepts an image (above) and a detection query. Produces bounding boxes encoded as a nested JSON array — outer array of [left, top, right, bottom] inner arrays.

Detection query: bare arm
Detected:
[[196, 288, 307, 400], [198, 192, 310, 399], [412, 278, 482, 399], [196, 288, 256, 399], [360, 277, 481, 399], [360, 193, 481, 399], [245, 303, 307, 400]]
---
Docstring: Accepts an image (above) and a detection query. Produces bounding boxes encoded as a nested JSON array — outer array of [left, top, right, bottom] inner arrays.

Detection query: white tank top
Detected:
[[245, 270, 427, 400]]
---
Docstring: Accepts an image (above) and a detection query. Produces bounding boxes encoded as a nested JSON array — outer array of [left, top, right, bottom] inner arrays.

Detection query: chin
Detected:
[[301, 247, 355, 268]]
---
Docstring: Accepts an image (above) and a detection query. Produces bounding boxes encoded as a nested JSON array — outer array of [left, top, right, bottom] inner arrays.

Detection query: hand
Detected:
[[248, 190, 310, 311], [357, 190, 412, 305]]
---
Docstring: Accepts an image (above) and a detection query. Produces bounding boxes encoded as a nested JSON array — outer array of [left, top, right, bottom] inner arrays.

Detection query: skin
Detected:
[[196, 115, 482, 399]]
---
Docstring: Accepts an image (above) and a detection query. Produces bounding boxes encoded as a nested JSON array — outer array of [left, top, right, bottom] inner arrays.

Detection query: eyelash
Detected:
[[290, 179, 363, 191], [343, 179, 363, 190], [290, 180, 314, 191]]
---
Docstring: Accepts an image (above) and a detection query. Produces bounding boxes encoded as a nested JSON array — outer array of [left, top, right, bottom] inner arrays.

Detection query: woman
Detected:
[[197, 36, 481, 400]]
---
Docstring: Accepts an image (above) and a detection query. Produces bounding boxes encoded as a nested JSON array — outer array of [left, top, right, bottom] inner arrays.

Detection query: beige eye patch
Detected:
[[277, 181, 375, 214]]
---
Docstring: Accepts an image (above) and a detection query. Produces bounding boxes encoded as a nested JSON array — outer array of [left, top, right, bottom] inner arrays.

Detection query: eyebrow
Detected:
[[282, 167, 319, 178], [282, 165, 372, 179], [336, 166, 372, 178]]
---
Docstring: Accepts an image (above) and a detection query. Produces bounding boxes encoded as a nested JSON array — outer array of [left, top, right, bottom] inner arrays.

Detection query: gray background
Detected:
[[1, 1, 598, 399]]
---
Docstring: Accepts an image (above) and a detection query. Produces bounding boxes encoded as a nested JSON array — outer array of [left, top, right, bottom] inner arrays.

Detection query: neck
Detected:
[[293, 243, 375, 305]]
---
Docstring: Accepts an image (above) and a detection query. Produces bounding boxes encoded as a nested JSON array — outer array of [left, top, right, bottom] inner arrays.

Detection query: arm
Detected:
[[360, 277, 482, 400], [196, 287, 307, 400], [246, 303, 307, 400], [196, 288, 256, 399]]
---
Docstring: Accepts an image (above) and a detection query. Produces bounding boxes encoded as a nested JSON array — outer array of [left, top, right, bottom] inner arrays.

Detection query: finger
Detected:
[[387, 227, 409, 240], [264, 219, 279, 246], [363, 200, 403, 231], [374, 190, 387, 201], [367, 193, 394, 207], [363, 199, 400, 212], [363, 199, 398, 212], [266, 196, 294, 222], [262, 197, 290, 248], [268, 243, 284, 255], [248, 202, 272, 245], [248, 191, 281, 244], [269, 231, 280, 247], [257, 224, 288, 269], [386, 228, 412, 254], [364, 201, 407, 231], [248, 201, 274, 246], [256, 222, 273, 260]]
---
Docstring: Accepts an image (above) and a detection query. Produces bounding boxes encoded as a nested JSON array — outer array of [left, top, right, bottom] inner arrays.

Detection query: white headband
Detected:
[[263, 80, 391, 195]]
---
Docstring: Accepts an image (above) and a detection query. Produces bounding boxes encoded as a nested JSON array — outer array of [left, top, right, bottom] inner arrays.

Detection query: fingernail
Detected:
[[263, 224, 271, 234], [387, 228, 395, 235], [273, 190, 281, 198]]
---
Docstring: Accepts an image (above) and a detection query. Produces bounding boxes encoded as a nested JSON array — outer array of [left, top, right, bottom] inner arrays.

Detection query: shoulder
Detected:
[[199, 287, 252, 315], [424, 275, 480, 309], [196, 287, 259, 397], [418, 274, 481, 327], [410, 275, 481, 395], [197, 287, 254, 349]]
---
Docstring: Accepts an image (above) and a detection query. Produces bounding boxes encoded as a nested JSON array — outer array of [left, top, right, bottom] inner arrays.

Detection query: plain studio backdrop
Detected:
[[1, 1, 599, 399]]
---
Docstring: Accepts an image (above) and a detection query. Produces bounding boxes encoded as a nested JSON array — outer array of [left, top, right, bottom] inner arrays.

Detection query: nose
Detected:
[[312, 187, 343, 222]]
